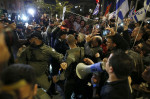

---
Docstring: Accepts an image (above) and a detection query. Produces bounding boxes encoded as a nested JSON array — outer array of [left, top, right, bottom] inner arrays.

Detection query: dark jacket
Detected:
[[100, 79, 132, 99]]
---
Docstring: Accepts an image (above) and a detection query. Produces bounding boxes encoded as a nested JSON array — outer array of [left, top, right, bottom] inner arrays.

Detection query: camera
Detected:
[[103, 30, 110, 36]]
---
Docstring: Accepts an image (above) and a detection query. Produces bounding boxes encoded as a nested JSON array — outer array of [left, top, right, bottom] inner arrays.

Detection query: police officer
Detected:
[[18, 32, 64, 91]]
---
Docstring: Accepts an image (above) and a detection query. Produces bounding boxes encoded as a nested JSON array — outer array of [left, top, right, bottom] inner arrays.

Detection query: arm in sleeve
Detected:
[[17, 50, 27, 64], [84, 42, 94, 57], [47, 47, 64, 62], [65, 53, 76, 67]]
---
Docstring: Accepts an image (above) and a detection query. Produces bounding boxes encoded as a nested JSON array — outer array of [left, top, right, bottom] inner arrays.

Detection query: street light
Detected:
[[75, 6, 78, 8], [22, 14, 28, 21], [59, 2, 62, 6], [28, 8, 35, 17], [25, 22, 29, 27]]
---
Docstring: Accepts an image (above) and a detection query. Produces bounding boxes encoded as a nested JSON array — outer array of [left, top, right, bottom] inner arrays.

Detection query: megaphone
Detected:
[[76, 62, 104, 79]]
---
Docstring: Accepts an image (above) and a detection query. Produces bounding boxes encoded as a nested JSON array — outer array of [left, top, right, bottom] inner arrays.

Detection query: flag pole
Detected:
[[130, 0, 134, 10], [115, 14, 119, 32], [134, 0, 139, 11], [132, 4, 150, 48], [115, 0, 119, 33]]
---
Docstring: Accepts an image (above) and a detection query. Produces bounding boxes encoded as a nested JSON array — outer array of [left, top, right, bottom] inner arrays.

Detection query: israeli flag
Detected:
[[62, 6, 66, 21], [93, 3, 100, 15], [116, 0, 129, 23], [131, 8, 146, 23], [144, 0, 150, 11], [109, 11, 116, 20], [128, 7, 134, 18]]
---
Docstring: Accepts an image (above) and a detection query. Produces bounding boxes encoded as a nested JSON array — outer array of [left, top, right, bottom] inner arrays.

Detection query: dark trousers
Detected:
[[64, 79, 76, 99], [64, 79, 93, 99]]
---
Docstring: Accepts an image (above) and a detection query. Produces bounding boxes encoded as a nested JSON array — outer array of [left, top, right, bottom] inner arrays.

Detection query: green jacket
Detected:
[[64, 47, 85, 79], [18, 44, 64, 76]]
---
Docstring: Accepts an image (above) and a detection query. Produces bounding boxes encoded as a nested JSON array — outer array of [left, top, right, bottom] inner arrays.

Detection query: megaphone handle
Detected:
[[59, 68, 62, 75]]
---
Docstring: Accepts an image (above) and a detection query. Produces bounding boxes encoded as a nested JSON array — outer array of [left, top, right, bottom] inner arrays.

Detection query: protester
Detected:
[[0, 64, 38, 99], [84, 50, 134, 99], [1, 4, 150, 99]]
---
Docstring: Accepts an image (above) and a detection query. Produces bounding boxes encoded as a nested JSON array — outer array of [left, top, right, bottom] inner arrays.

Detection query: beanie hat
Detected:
[[30, 32, 43, 40]]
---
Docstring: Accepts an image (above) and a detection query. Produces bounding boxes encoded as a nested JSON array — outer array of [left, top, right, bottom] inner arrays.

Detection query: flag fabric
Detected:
[[62, 6, 66, 21], [116, 0, 129, 23], [109, 11, 116, 20], [93, 3, 100, 15], [144, 0, 150, 11], [104, 3, 112, 16], [146, 0, 150, 5], [128, 6, 135, 18], [130, 8, 146, 23]]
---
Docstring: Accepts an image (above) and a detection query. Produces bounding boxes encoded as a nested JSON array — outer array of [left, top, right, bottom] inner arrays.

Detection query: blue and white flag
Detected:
[[62, 6, 66, 21], [130, 8, 146, 23], [93, 3, 100, 15], [128, 7, 134, 18], [108, 11, 116, 20], [145, 0, 150, 5], [144, 0, 150, 11], [116, 0, 129, 23]]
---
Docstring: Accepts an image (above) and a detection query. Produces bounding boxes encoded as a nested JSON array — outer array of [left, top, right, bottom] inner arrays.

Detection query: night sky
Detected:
[[44, 0, 145, 12]]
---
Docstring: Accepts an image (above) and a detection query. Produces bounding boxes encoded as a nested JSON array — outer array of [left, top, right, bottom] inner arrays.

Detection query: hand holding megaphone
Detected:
[[84, 58, 94, 65], [76, 59, 106, 79], [60, 62, 68, 70]]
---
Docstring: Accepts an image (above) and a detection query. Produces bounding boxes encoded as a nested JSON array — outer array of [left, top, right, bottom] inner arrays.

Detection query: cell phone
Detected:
[[103, 30, 110, 36], [95, 24, 100, 29]]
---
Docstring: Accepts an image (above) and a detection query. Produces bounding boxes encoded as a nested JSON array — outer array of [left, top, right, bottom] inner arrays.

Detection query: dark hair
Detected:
[[141, 42, 150, 55], [109, 50, 134, 79], [94, 36, 102, 46], [137, 21, 145, 27], [1, 64, 36, 86], [57, 30, 67, 37], [80, 20, 86, 27], [107, 34, 129, 51]]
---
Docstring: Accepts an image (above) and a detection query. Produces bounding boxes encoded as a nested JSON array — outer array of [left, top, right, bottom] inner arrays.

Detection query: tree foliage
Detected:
[[33, 0, 72, 17]]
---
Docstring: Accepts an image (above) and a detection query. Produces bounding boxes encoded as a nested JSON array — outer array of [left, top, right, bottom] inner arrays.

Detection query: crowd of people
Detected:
[[0, 12, 150, 99]]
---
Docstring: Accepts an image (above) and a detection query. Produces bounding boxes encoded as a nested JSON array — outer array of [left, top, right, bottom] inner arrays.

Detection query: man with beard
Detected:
[[18, 32, 64, 92]]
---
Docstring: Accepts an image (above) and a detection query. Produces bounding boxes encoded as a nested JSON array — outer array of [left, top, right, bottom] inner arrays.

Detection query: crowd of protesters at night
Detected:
[[0, 11, 150, 99]]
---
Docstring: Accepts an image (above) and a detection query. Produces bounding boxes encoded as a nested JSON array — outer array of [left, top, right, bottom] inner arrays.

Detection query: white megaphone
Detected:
[[76, 62, 104, 79]]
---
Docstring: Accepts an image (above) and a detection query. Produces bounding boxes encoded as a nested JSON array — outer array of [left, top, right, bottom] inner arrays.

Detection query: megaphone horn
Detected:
[[76, 62, 104, 79]]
